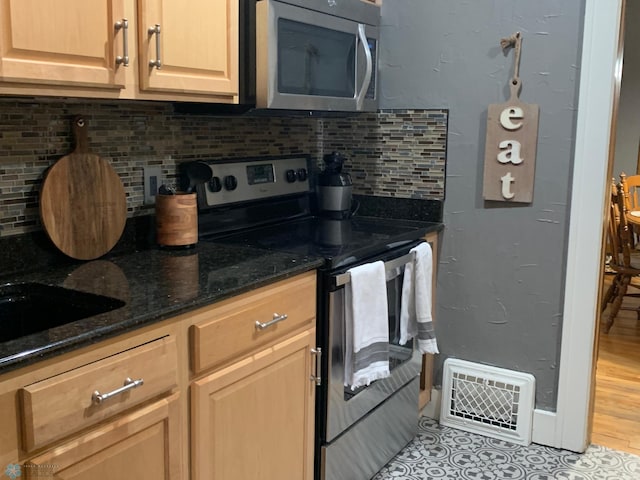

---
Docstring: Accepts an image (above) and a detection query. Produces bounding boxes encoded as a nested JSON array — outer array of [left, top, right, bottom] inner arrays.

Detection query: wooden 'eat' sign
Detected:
[[483, 33, 539, 203]]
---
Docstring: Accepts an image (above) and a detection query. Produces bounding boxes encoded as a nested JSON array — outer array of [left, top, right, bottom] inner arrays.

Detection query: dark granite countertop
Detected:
[[0, 242, 324, 375], [0, 195, 444, 377]]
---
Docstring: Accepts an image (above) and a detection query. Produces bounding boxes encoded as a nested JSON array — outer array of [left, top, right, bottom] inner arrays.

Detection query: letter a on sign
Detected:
[[482, 33, 539, 203]]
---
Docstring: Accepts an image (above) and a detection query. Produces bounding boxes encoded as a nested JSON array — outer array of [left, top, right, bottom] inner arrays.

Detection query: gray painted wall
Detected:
[[613, 0, 640, 178], [380, 0, 585, 410]]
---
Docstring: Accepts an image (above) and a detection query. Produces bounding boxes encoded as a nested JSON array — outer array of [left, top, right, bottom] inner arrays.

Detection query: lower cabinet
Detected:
[[25, 392, 182, 480], [191, 329, 316, 480], [0, 271, 317, 480]]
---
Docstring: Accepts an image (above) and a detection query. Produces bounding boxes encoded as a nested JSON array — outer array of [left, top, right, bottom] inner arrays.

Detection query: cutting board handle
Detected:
[[72, 115, 89, 154], [509, 77, 522, 103]]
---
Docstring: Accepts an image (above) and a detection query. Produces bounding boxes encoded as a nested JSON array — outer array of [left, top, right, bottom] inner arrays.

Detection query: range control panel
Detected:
[[197, 156, 311, 208]]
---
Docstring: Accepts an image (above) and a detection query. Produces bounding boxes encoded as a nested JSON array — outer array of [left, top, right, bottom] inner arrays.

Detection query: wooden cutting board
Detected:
[[482, 32, 539, 203], [40, 116, 127, 260]]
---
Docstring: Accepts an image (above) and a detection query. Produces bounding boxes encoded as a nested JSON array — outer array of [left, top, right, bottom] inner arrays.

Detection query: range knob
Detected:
[[285, 169, 297, 183], [208, 176, 222, 192], [296, 168, 308, 181], [224, 175, 238, 191]]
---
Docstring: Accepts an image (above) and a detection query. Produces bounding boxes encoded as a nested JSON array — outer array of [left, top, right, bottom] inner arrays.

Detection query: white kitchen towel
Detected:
[[344, 260, 390, 389], [400, 242, 439, 354]]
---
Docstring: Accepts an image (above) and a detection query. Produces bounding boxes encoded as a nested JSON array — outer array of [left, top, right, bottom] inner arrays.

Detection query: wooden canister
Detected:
[[156, 193, 198, 247]]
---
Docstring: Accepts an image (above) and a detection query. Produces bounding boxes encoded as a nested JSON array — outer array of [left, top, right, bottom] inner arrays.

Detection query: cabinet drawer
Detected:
[[191, 272, 316, 375], [25, 392, 182, 480], [21, 336, 178, 452]]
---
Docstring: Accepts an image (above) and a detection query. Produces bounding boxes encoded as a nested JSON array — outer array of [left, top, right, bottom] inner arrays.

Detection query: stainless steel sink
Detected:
[[0, 282, 126, 343]]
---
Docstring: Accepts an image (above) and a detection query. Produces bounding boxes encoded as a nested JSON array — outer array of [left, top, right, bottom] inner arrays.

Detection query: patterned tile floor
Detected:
[[373, 417, 640, 480]]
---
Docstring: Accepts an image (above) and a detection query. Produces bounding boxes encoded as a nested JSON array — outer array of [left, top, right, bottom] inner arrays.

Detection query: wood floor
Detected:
[[592, 275, 640, 456]]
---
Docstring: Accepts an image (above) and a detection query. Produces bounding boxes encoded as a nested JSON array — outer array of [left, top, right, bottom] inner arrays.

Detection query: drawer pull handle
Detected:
[[92, 377, 144, 405], [255, 313, 288, 331]]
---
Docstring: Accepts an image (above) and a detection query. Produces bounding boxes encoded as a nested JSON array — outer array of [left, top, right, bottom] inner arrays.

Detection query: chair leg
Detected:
[[605, 274, 630, 333], [601, 274, 619, 311]]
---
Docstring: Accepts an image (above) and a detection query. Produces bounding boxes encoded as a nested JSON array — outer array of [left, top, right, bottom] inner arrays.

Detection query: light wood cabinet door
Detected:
[[26, 393, 182, 480], [137, 0, 238, 97], [0, 0, 126, 88], [192, 329, 316, 480]]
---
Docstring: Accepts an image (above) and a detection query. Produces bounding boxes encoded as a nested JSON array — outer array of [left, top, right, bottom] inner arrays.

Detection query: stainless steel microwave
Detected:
[[255, 0, 380, 112]]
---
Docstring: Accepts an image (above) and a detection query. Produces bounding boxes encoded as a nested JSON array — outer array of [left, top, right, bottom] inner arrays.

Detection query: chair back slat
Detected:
[[608, 179, 623, 270], [616, 174, 639, 271]]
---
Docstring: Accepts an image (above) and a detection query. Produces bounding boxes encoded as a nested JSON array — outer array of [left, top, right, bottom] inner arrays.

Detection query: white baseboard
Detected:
[[421, 389, 558, 449], [420, 388, 441, 420], [532, 409, 558, 447]]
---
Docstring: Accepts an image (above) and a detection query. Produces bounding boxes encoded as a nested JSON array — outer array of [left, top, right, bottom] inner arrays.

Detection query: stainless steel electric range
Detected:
[[192, 155, 440, 480]]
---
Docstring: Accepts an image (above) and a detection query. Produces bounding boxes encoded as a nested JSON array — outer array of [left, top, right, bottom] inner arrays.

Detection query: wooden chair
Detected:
[[602, 177, 640, 332], [620, 172, 640, 243]]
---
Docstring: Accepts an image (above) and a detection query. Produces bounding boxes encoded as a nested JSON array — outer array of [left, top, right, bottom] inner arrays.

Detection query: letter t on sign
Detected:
[[482, 32, 539, 204]]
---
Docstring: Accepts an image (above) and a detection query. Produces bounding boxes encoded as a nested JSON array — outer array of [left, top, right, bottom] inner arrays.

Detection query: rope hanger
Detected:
[[500, 32, 522, 87]]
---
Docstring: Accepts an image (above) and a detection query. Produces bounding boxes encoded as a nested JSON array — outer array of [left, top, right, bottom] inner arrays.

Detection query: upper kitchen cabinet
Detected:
[[138, 0, 238, 98], [0, 0, 126, 89], [0, 0, 239, 103]]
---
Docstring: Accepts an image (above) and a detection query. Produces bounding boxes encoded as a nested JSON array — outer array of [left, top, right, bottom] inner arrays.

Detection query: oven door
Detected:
[[324, 247, 422, 442], [256, 0, 378, 111]]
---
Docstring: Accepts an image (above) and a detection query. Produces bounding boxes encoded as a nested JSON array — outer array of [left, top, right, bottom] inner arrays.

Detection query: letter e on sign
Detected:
[[500, 107, 524, 130]]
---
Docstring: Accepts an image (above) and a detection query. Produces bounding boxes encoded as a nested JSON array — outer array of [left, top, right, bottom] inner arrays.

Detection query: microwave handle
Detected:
[[356, 23, 373, 111]]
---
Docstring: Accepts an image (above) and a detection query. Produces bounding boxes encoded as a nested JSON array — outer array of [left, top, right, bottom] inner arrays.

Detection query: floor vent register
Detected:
[[440, 358, 535, 446]]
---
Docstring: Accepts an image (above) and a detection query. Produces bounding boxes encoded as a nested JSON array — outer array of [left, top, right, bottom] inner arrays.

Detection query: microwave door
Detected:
[[256, 0, 368, 111]]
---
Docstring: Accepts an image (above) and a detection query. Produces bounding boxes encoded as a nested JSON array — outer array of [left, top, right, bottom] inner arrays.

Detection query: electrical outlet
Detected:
[[143, 166, 162, 205]]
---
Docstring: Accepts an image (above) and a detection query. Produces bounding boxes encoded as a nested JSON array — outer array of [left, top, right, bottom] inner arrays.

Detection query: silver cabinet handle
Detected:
[[356, 23, 373, 111], [115, 18, 129, 66], [310, 347, 322, 386], [92, 377, 144, 405], [255, 313, 288, 330], [148, 24, 162, 69]]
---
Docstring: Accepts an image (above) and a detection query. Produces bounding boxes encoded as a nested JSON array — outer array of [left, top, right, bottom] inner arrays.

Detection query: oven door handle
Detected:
[[333, 250, 415, 287]]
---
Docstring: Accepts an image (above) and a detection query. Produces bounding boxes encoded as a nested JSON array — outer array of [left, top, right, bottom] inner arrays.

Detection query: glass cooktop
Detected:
[[205, 215, 438, 270]]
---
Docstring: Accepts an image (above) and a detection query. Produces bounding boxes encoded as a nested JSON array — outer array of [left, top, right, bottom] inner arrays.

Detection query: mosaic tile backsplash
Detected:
[[0, 98, 447, 237]]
